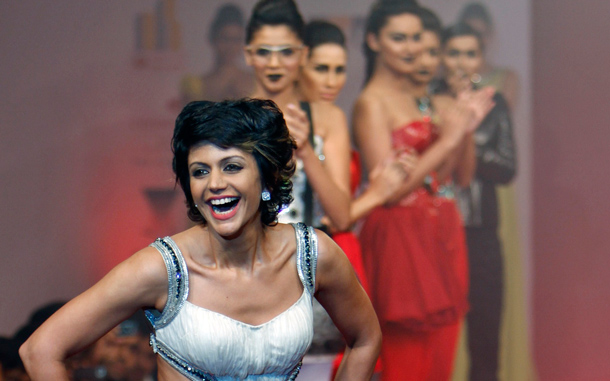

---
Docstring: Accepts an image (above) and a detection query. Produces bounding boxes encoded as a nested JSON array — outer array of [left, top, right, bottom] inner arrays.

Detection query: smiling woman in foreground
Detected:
[[19, 98, 381, 381]]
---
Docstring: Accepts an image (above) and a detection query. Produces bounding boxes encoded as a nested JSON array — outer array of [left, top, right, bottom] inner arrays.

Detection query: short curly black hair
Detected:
[[172, 98, 296, 226]]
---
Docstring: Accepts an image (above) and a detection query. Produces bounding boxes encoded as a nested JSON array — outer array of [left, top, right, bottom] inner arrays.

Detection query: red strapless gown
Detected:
[[358, 120, 469, 380]]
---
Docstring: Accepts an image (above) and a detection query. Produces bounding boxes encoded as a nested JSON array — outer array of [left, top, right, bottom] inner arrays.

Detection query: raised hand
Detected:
[[458, 86, 496, 133], [437, 97, 473, 143], [285, 103, 311, 157]]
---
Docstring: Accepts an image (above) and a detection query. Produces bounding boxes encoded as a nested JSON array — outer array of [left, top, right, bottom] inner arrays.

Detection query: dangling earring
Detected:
[[261, 189, 271, 201], [194, 204, 198, 208]]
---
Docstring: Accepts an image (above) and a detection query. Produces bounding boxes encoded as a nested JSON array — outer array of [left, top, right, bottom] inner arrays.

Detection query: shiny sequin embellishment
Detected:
[[294, 223, 318, 296], [145, 237, 189, 330]]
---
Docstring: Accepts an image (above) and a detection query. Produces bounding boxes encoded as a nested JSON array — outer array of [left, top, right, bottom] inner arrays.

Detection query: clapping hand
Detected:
[[369, 149, 418, 205], [285, 103, 311, 157], [458, 86, 496, 133]]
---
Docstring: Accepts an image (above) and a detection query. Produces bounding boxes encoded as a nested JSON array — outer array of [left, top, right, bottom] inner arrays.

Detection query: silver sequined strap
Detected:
[[293, 223, 318, 296], [145, 237, 189, 329]]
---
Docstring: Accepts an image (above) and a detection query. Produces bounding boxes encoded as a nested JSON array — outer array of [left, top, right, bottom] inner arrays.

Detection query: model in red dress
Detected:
[[353, 3, 493, 380], [358, 119, 467, 381]]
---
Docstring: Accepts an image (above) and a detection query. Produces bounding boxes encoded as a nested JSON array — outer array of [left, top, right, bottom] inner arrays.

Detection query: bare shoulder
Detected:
[[353, 87, 389, 123], [352, 88, 391, 138], [313, 229, 347, 276], [354, 87, 382, 110], [314, 228, 340, 258], [112, 245, 169, 308], [116, 245, 167, 286]]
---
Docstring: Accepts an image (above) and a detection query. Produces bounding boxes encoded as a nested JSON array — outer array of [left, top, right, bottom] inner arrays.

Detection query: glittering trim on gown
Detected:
[[145, 223, 317, 380]]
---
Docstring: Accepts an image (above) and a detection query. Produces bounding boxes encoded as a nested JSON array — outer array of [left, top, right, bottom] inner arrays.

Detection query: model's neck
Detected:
[[251, 85, 301, 112], [410, 81, 429, 98], [203, 219, 268, 271], [370, 63, 419, 94]]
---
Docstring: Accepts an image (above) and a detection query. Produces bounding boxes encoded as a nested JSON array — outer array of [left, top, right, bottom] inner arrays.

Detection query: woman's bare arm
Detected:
[[314, 232, 381, 380], [20, 247, 168, 380], [285, 103, 352, 231], [352, 94, 393, 174]]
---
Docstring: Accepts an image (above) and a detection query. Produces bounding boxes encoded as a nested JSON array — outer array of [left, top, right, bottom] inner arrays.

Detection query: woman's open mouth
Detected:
[[267, 74, 283, 82], [207, 197, 240, 219]]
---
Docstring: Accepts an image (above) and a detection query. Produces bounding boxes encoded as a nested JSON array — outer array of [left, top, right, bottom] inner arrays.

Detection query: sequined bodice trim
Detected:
[[149, 336, 303, 381], [145, 223, 317, 381]]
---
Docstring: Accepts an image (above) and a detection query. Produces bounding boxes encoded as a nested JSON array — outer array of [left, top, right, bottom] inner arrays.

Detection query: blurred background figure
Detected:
[[71, 311, 156, 381], [440, 22, 516, 381], [352, 1, 490, 379], [457, 2, 519, 111], [0, 301, 65, 381], [456, 4, 532, 380], [300, 18, 413, 380], [181, 3, 254, 102], [300, 18, 371, 302], [1, 336, 28, 381]]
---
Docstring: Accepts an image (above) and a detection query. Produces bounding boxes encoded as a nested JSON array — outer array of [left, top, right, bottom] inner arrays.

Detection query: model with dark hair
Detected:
[[457, 3, 519, 110], [441, 22, 517, 381], [300, 17, 416, 300], [245, 0, 352, 234], [299, 20, 347, 104], [353, 2, 494, 379], [19, 98, 381, 380], [300, 18, 418, 378]]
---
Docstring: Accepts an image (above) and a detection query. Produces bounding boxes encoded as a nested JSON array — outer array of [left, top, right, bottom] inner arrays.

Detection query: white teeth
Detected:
[[210, 197, 238, 205]]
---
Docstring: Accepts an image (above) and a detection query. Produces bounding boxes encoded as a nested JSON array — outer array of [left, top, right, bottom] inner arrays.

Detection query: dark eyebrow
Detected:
[[221, 155, 246, 163], [188, 153, 246, 169], [188, 161, 208, 169]]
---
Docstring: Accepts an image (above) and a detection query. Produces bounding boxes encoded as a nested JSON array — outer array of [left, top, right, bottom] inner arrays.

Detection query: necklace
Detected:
[[415, 95, 433, 123]]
